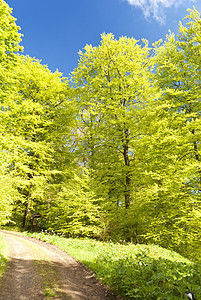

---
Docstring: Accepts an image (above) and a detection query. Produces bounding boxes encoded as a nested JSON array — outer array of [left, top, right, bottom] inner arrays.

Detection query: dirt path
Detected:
[[0, 231, 120, 300]]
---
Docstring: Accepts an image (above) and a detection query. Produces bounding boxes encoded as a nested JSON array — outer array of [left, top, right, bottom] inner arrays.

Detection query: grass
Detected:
[[22, 231, 201, 300], [0, 235, 9, 279]]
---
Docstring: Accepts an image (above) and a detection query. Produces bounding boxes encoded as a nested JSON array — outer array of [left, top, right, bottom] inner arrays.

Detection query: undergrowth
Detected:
[[0, 236, 8, 278], [23, 231, 201, 299]]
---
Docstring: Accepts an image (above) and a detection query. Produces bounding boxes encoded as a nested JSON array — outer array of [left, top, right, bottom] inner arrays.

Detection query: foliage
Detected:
[[71, 33, 155, 209], [0, 0, 22, 224], [42, 167, 104, 238], [23, 232, 201, 300], [1, 0, 201, 267], [1, 55, 75, 229], [0, 236, 8, 278], [143, 7, 201, 258]]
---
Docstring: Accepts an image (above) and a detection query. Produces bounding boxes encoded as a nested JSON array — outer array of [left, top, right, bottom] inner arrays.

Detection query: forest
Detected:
[[0, 0, 201, 260]]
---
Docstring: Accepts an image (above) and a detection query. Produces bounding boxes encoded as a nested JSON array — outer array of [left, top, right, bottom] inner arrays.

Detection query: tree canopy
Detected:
[[1, 0, 201, 260]]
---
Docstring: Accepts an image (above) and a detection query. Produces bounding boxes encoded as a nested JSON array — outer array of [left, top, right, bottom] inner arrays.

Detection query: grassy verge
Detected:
[[0, 236, 9, 279], [22, 231, 201, 299]]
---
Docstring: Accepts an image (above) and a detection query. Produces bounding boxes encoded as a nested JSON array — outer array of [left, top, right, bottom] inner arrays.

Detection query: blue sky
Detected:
[[6, 0, 201, 77]]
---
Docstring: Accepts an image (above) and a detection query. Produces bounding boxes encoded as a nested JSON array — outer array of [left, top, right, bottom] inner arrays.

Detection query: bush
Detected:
[[95, 249, 201, 299]]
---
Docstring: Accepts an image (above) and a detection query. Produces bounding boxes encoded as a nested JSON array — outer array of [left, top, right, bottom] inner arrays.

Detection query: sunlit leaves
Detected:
[[71, 33, 154, 209]]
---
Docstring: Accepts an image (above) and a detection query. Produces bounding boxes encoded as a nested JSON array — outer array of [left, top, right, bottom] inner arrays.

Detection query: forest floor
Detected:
[[0, 230, 121, 300]]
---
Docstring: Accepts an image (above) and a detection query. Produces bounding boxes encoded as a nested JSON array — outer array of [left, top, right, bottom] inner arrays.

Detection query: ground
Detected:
[[0, 231, 121, 300]]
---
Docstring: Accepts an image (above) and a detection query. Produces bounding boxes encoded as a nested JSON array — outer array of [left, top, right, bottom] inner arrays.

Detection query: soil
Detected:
[[0, 230, 122, 300]]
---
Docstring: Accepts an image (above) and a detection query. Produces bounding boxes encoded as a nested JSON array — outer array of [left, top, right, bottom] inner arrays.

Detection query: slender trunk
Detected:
[[125, 174, 131, 209], [123, 128, 131, 208], [22, 201, 29, 229], [192, 129, 201, 192], [22, 183, 32, 229], [193, 133, 200, 162], [89, 116, 95, 169]]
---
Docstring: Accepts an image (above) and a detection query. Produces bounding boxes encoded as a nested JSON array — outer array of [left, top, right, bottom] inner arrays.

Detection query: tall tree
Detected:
[[71, 34, 154, 211], [5, 56, 74, 228], [0, 0, 22, 224], [142, 7, 201, 256]]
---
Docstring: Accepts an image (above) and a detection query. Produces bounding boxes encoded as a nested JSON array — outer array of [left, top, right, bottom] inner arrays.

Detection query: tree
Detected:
[[44, 166, 104, 238], [142, 7, 201, 257], [0, 0, 22, 224], [71, 34, 154, 211], [5, 55, 74, 228]]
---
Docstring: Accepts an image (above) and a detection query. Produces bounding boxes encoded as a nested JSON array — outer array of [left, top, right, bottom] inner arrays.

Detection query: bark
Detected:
[[22, 201, 29, 229], [22, 183, 32, 229], [192, 128, 201, 192], [123, 127, 131, 209]]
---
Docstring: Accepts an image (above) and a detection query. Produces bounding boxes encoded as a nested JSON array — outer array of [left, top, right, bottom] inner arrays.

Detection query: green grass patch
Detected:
[[0, 236, 9, 278], [23, 231, 201, 299]]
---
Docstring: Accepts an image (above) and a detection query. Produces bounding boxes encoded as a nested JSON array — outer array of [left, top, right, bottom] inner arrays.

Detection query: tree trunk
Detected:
[[192, 129, 201, 193], [123, 128, 131, 209], [22, 201, 29, 229], [125, 174, 131, 209], [22, 183, 32, 229]]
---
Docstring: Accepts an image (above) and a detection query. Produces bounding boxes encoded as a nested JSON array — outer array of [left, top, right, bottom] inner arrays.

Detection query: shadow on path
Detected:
[[0, 231, 119, 300]]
